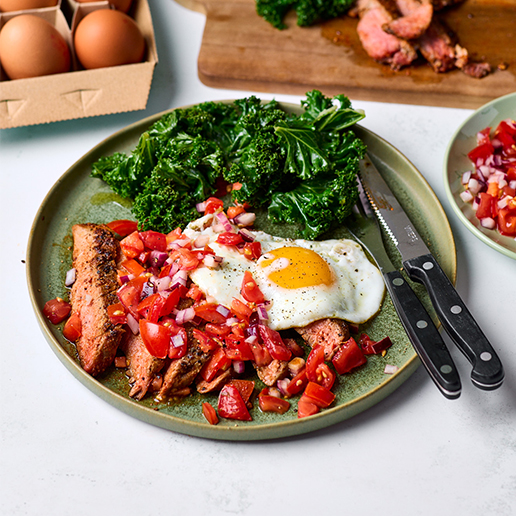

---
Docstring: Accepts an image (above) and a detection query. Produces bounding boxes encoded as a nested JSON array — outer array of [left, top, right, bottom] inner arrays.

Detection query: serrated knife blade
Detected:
[[358, 154, 504, 391]]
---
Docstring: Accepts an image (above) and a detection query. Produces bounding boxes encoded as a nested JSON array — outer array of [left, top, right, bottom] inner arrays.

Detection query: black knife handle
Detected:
[[384, 270, 461, 399], [403, 253, 504, 390]]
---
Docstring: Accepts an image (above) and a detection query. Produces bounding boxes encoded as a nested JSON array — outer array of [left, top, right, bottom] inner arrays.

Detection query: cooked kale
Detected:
[[255, 0, 355, 30], [91, 90, 365, 239]]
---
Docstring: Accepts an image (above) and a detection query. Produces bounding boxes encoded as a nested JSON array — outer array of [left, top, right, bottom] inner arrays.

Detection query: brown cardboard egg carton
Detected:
[[0, 0, 158, 129]]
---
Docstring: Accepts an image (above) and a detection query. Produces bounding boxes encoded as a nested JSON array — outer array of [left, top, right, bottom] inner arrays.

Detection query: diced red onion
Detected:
[[216, 304, 231, 318], [210, 222, 225, 233], [510, 180, 516, 189], [193, 234, 210, 248], [276, 378, 291, 397], [215, 211, 233, 232], [226, 317, 239, 326], [196, 201, 207, 213], [171, 270, 188, 288], [244, 335, 258, 345], [461, 171, 471, 185], [468, 178, 482, 195], [460, 190, 474, 203], [175, 307, 195, 325], [480, 217, 496, 229], [238, 228, 255, 242], [384, 364, 399, 374], [268, 387, 282, 398], [119, 275, 131, 285], [491, 138, 502, 149], [256, 304, 269, 320], [232, 360, 246, 374], [498, 178, 508, 189], [233, 212, 256, 227], [203, 254, 223, 269], [498, 197, 509, 209], [171, 333, 186, 348], [174, 238, 191, 248], [155, 276, 172, 292], [149, 250, 168, 268], [126, 314, 139, 335], [65, 268, 76, 287]]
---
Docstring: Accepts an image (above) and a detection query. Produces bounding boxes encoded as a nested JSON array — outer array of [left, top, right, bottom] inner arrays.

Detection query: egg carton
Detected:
[[0, 0, 158, 129]]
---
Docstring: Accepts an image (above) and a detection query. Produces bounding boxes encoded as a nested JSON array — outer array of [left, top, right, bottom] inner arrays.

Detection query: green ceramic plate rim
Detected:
[[27, 101, 456, 441], [443, 91, 516, 260]]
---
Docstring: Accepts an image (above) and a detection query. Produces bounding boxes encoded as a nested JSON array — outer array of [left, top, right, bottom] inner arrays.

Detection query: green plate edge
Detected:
[[444, 91, 516, 260], [26, 101, 457, 441]]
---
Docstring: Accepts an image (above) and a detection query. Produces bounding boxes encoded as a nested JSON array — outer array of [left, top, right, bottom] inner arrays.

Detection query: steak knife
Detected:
[[348, 182, 461, 399], [358, 154, 504, 391]]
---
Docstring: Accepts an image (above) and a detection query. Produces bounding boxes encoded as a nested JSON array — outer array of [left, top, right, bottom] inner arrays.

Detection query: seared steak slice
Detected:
[[70, 224, 124, 376], [296, 318, 350, 361], [121, 332, 166, 400], [356, 0, 418, 70], [196, 369, 232, 394], [255, 359, 289, 387], [157, 330, 211, 400], [383, 0, 433, 40]]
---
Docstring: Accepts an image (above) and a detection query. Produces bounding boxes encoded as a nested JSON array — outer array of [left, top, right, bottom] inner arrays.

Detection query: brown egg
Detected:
[[0, 14, 71, 80], [74, 0, 133, 14], [0, 0, 58, 12], [74, 9, 145, 70]]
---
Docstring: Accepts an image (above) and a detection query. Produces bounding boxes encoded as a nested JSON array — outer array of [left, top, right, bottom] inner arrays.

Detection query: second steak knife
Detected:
[[359, 154, 504, 391]]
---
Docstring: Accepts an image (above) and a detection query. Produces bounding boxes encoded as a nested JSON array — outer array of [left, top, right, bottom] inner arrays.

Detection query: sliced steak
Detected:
[[196, 369, 232, 394], [296, 318, 350, 361], [70, 223, 124, 376], [156, 330, 211, 400], [383, 0, 433, 40], [356, 0, 418, 70], [255, 359, 289, 387], [121, 332, 166, 400]]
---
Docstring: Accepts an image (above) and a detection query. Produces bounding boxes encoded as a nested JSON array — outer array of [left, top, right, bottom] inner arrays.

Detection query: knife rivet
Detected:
[[450, 305, 462, 315], [440, 365, 453, 374], [393, 278, 404, 286], [423, 261, 434, 270], [480, 352, 492, 362], [416, 320, 428, 329]]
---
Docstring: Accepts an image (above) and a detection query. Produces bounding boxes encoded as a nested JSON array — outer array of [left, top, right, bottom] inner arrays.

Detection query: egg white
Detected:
[[184, 214, 385, 330]]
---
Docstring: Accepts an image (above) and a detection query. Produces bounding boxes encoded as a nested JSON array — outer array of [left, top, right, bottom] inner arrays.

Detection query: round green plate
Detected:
[[444, 92, 516, 260], [27, 102, 456, 440]]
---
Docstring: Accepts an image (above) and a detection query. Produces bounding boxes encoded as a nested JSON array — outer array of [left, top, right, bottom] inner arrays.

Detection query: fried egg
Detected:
[[183, 214, 385, 331]]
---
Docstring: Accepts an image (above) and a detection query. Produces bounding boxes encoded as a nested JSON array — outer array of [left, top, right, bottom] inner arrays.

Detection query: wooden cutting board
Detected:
[[175, 0, 515, 108]]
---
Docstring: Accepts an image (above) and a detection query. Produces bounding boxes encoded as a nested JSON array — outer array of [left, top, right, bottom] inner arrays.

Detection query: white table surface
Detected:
[[2, 2, 516, 515]]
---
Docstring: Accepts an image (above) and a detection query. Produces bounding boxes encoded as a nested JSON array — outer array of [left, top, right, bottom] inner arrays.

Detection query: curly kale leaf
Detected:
[[256, 0, 354, 30]]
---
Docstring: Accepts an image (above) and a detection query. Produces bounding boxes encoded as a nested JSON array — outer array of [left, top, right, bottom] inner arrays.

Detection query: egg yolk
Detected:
[[259, 246, 334, 289]]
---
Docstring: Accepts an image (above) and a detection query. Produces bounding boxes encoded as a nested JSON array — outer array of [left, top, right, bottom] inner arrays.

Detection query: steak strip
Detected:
[[296, 318, 350, 361], [70, 224, 124, 376]]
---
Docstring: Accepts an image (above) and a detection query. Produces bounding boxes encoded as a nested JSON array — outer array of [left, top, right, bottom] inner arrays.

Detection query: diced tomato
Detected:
[[62, 311, 82, 342], [476, 127, 491, 146], [216, 232, 244, 246], [297, 395, 320, 419], [303, 382, 336, 408], [227, 205, 245, 219], [232, 182, 243, 191], [186, 284, 203, 303], [503, 185, 516, 198], [225, 334, 255, 361], [200, 347, 232, 382], [496, 120, 516, 137], [166, 227, 182, 247], [231, 298, 253, 320], [43, 297, 71, 324], [284, 369, 308, 397], [248, 339, 272, 367], [498, 208, 516, 235], [496, 130, 516, 152], [332, 337, 367, 374], [170, 247, 200, 271], [146, 293, 171, 323], [507, 167, 516, 182], [258, 389, 290, 414], [139, 230, 167, 252], [202, 402, 219, 425], [242, 241, 262, 261], [204, 323, 231, 338], [305, 345, 325, 383], [359, 333, 393, 355], [117, 275, 148, 318], [204, 197, 224, 214], [467, 142, 494, 163], [475, 192, 495, 220], [121, 258, 146, 277], [120, 231, 145, 259], [107, 303, 127, 325], [258, 324, 292, 362], [194, 303, 229, 324], [168, 326, 188, 359], [313, 362, 336, 390], [191, 328, 219, 353], [217, 384, 252, 421], [240, 271, 265, 304], [228, 379, 255, 404], [139, 320, 171, 359], [107, 219, 138, 237]]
